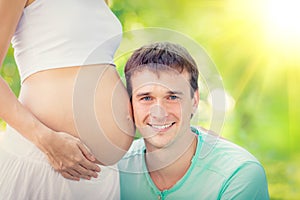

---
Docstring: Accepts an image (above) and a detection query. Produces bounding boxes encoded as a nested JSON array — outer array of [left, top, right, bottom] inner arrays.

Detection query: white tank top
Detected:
[[11, 0, 122, 83]]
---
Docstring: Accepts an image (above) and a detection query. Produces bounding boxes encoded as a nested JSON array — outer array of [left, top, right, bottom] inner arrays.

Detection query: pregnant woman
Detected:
[[0, 0, 134, 199]]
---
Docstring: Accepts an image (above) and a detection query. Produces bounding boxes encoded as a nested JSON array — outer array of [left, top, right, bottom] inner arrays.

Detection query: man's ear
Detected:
[[192, 89, 199, 115]]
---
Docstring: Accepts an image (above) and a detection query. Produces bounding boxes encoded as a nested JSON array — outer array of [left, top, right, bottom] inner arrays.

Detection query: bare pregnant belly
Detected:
[[19, 65, 134, 164]]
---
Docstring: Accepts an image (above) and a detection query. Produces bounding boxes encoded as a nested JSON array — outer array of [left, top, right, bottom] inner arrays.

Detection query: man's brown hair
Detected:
[[124, 42, 199, 98]]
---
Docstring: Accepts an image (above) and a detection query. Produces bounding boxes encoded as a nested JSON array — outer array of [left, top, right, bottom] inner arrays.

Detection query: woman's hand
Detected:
[[37, 130, 101, 181]]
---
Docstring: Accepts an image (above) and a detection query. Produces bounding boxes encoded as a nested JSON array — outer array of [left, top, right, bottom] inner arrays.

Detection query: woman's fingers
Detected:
[[77, 143, 101, 173], [78, 142, 96, 162], [61, 171, 80, 181], [73, 164, 99, 179]]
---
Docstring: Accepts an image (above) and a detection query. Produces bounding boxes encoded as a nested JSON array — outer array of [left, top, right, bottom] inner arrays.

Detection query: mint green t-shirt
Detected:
[[118, 127, 269, 200]]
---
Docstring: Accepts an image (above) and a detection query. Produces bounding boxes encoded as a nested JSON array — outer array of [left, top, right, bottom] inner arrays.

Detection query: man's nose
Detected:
[[149, 104, 167, 121]]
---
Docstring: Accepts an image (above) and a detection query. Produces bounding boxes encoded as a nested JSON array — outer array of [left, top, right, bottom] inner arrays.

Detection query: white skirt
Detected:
[[0, 126, 120, 200]]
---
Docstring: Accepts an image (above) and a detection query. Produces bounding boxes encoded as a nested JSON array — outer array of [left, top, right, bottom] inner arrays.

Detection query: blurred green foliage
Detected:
[[1, 0, 299, 199]]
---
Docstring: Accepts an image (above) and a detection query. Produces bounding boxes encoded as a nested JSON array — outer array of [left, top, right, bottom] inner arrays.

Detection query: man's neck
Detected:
[[145, 135, 198, 191]]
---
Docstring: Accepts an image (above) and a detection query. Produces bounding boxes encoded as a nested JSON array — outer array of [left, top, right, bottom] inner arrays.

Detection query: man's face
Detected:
[[130, 68, 199, 151]]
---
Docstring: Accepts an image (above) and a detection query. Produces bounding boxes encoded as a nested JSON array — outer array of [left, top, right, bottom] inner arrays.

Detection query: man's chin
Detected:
[[145, 137, 175, 151]]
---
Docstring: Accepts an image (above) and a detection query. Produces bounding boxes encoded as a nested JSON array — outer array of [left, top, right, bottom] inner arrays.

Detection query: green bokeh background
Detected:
[[1, 0, 299, 199]]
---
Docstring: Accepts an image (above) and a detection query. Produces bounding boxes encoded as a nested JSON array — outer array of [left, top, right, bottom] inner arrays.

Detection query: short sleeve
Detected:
[[219, 162, 270, 200]]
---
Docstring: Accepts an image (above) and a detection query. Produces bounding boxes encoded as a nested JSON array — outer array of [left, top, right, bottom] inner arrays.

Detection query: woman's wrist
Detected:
[[29, 121, 53, 153]]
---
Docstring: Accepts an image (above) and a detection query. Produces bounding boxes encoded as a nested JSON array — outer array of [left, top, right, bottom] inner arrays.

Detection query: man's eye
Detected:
[[168, 95, 179, 100], [141, 96, 152, 101]]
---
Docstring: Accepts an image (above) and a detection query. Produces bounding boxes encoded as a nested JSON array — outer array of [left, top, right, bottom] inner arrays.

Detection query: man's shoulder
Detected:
[[194, 127, 262, 175], [118, 138, 145, 172], [194, 127, 259, 163], [192, 127, 269, 199]]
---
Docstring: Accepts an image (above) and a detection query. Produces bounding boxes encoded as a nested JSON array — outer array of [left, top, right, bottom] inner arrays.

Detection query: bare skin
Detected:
[[130, 69, 199, 190], [0, 0, 134, 180]]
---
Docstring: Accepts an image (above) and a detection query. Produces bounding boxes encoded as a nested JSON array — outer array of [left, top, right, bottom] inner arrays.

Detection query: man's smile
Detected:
[[147, 122, 175, 131]]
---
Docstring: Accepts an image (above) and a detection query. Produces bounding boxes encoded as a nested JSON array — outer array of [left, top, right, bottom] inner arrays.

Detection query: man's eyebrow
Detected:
[[136, 92, 151, 97], [135, 91, 184, 97], [167, 91, 184, 95]]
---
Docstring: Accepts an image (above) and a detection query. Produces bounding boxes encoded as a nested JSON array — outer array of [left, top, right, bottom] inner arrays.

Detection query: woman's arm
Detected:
[[0, 0, 100, 181], [0, 77, 101, 180]]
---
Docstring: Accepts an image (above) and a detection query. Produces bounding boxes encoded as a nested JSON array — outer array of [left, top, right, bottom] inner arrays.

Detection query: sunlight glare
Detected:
[[264, 0, 300, 46], [259, 0, 300, 63]]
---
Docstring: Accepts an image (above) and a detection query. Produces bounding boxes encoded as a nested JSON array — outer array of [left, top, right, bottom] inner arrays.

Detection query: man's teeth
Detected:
[[151, 123, 173, 129]]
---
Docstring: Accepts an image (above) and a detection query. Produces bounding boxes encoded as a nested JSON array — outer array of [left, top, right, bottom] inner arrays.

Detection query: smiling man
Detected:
[[118, 42, 269, 200]]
